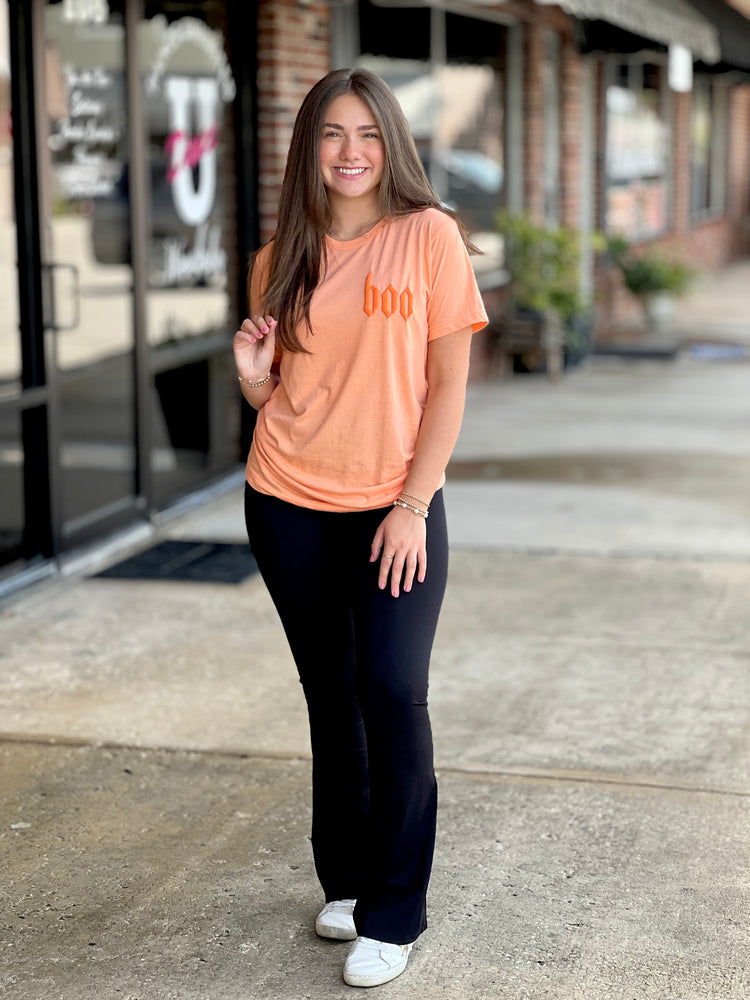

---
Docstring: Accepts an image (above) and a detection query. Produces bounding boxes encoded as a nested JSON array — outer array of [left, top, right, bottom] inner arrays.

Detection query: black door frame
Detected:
[[8, 0, 53, 563], [3, 0, 259, 584]]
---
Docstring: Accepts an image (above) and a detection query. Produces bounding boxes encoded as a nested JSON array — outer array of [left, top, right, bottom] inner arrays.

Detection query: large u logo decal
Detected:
[[164, 76, 219, 226]]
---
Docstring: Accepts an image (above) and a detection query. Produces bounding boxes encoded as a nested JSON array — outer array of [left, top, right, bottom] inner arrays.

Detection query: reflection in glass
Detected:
[[141, 8, 236, 503], [359, 8, 504, 276], [0, 404, 23, 567], [690, 75, 725, 220], [606, 62, 668, 240], [43, 0, 136, 538], [691, 78, 711, 216], [0, 0, 23, 567], [0, 0, 19, 392]]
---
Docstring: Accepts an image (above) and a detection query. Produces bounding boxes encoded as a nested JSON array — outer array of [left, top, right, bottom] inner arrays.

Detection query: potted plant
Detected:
[[606, 235, 694, 335], [495, 210, 594, 376]]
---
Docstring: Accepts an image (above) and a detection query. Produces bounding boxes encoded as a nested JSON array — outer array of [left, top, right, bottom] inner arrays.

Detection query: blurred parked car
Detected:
[[421, 148, 503, 233]]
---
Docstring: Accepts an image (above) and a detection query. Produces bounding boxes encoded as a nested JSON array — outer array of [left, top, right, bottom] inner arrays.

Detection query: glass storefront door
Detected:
[[0, 0, 246, 588], [139, 3, 239, 504], [0, 0, 24, 569], [41, 0, 138, 543]]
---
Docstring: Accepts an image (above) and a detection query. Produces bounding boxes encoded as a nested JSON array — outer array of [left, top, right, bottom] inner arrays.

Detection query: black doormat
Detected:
[[96, 540, 258, 584]]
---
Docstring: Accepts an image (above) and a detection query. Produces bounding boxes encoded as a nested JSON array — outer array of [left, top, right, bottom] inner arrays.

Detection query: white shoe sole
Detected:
[[316, 921, 357, 941], [343, 943, 412, 987], [343, 964, 409, 987], [315, 900, 357, 941]]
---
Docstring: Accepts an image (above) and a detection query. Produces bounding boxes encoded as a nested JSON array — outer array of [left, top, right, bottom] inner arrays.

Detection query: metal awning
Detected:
[[535, 0, 721, 63], [683, 0, 750, 71]]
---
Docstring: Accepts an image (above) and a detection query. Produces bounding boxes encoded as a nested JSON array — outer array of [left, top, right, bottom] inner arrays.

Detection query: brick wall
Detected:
[[559, 31, 583, 229], [671, 91, 691, 239], [727, 84, 750, 254], [522, 20, 546, 223], [256, 0, 331, 243]]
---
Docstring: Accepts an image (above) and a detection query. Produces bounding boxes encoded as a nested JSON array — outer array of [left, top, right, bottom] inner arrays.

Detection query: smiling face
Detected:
[[318, 93, 385, 212]]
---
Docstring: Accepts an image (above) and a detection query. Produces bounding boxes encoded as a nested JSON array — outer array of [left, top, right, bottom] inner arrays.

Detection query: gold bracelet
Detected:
[[400, 491, 430, 509], [397, 492, 429, 514], [394, 499, 428, 518], [238, 372, 271, 388]]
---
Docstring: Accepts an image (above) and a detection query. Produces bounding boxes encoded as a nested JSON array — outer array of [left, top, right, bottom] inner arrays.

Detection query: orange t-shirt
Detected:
[[245, 208, 488, 511]]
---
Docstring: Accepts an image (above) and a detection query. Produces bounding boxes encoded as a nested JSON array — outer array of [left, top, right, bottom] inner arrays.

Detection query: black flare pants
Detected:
[[244, 483, 448, 945]]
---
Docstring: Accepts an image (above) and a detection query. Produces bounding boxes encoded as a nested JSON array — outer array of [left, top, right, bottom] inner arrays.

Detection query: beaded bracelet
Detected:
[[394, 498, 429, 518], [238, 372, 272, 389]]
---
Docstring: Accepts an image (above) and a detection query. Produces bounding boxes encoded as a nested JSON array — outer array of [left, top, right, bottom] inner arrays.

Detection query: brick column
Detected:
[[728, 84, 750, 253], [671, 90, 691, 236], [523, 19, 545, 223], [256, 0, 331, 243], [559, 32, 582, 229]]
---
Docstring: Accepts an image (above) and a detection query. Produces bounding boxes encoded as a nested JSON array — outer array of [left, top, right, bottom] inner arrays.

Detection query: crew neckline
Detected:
[[325, 217, 387, 248]]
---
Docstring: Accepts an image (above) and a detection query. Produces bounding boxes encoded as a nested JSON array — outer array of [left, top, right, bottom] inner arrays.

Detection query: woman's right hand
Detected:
[[233, 315, 277, 380]]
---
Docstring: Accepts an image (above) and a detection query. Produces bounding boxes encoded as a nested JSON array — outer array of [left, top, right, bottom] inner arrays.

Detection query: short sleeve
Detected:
[[425, 214, 488, 341], [248, 242, 282, 366], [249, 242, 272, 316]]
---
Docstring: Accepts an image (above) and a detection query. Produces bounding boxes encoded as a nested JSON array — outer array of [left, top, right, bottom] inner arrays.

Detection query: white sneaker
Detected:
[[315, 899, 357, 941], [343, 935, 413, 987]]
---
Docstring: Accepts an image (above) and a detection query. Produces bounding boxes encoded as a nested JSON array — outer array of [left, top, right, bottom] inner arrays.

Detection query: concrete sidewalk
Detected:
[[672, 257, 750, 345], [2, 351, 750, 999]]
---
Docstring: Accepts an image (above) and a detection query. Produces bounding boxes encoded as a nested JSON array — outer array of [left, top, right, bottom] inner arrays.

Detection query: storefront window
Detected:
[[140, 4, 238, 503], [42, 0, 137, 540], [0, 1, 17, 395], [0, 0, 22, 566], [542, 28, 560, 227], [691, 75, 727, 221], [356, 2, 505, 277], [606, 60, 669, 240], [0, 0, 246, 580]]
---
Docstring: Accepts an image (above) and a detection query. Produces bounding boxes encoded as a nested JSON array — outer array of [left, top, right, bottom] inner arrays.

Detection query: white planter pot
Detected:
[[642, 292, 675, 336]]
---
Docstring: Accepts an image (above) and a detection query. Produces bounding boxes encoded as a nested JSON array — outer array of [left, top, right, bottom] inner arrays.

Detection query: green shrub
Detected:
[[606, 235, 694, 297], [496, 210, 584, 324]]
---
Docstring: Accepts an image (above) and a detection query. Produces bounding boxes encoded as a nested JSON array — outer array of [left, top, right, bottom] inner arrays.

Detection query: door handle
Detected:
[[42, 262, 81, 332]]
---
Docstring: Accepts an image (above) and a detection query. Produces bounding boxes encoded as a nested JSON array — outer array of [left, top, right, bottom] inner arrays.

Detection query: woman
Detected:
[[234, 68, 487, 988]]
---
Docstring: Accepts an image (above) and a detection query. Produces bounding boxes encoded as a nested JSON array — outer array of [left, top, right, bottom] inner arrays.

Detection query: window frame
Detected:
[[604, 53, 672, 242], [690, 73, 728, 225], [336, 1, 509, 287]]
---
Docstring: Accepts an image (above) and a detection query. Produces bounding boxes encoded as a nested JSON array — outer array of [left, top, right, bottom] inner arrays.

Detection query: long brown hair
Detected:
[[251, 67, 479, 353]]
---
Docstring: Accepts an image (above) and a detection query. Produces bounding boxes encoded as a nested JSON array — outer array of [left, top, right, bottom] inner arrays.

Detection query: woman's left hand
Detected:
[[370, 506, 427, 598]]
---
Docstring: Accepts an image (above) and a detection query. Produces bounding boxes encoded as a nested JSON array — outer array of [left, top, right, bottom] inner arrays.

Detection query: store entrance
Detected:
[[40, 0, 139, 545], [0, 0, 246, 587]]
